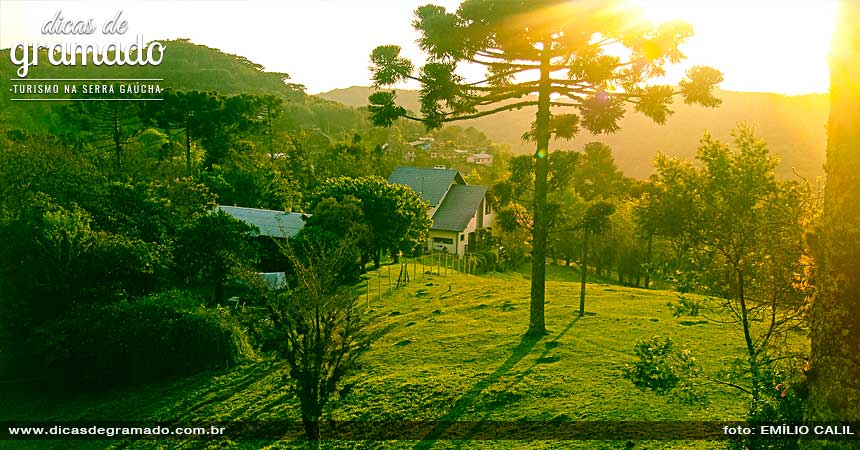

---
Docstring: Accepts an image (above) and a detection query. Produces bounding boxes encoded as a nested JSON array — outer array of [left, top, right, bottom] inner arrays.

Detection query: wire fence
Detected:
[[361, 252, 482, 307]]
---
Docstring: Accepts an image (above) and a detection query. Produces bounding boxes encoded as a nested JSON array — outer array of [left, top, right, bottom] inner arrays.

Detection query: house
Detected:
[[388, 166, 494, 255], [216, 205, 307, 285], [216, 205, 306, 239], [467, 152, 494, 166], [409, 136, 435, 151]]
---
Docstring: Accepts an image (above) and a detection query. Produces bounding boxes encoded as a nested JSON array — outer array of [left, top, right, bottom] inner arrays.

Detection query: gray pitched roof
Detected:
[[216, 205, 305, 238], [430, 185, 488, 232], [388, 166, 465, 207]]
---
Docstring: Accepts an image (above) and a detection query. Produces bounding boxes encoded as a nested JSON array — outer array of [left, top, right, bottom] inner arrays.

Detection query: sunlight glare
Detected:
[[627, 0, 838, 95]]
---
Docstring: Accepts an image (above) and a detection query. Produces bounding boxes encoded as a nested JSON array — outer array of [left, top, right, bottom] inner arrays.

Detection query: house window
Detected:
[[433, 237, 454, 245], [459, 234, 464, 241], [485, 202, 491, 214]]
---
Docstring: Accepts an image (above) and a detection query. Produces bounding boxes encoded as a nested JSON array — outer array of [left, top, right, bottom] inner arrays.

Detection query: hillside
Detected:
[[2, 263, 764, 449], [318, 87, 829, 179], [0, 40, 352, 135]]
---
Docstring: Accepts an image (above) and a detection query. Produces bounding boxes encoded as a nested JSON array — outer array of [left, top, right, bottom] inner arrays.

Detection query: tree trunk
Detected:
[[809, 0, 860, 427], [736, 269, 759, 397], [527, 42, 552, 336], [579, 231, 589, 317], [112, 107, 123, 178], [184, 115, 192, 172], [302, 417, 320, 449], [644, 233, 653, 289]]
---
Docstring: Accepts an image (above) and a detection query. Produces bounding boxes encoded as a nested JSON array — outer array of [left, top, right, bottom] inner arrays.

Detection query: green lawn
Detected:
[[2, 266, 763, 450]]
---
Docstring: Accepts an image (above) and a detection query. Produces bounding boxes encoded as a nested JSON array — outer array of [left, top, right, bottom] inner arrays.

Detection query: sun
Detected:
[[627, 0, 838, 95]]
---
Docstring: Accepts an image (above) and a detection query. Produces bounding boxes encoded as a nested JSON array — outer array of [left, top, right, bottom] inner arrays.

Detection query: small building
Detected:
[[216, 205, 308, 285], [388, 166, 494, 255], [409, 136, 435, 151], [467, 152, 494, 166], [216, 205, 306, 239]]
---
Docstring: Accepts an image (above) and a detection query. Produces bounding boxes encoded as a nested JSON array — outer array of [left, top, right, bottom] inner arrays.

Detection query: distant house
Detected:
[[216, 205, 306, 239], [409, 136, 435, 151], [388, 166, 494, 255], [467, 152, 494, 166]]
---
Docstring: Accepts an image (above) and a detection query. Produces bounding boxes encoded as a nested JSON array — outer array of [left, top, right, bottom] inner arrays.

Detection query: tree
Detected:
[[64, 100, 143, 178], [174, 210, 259, 304], [808, 0, 860, 427], [265, 235, 379, 444], [368, 0, 722, 335], [142, 89, 218, 172], [574, 142, 627, 201], [312, 176, 431, 268], [577, 201, 615, 317], [259, 95, 284, 158], [294, 195, 373, 278], [627, 128, 812, 433]]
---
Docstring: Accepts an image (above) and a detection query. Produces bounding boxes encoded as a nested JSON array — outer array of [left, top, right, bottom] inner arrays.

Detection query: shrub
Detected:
[[36, 290, 254, 386]]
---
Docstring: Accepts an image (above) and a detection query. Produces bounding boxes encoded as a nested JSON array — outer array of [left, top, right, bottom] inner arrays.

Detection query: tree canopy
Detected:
[[368, 0, 722, 335]]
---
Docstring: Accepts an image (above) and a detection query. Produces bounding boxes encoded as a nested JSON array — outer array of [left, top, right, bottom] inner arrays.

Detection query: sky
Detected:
[[0, 0, 838, 95]]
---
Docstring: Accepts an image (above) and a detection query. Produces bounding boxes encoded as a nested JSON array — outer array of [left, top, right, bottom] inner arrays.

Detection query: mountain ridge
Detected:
[[317, 86, 828, 179]]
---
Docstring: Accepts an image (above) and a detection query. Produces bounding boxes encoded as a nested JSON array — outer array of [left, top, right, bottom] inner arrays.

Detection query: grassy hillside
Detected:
[[2, 265, 770, 450], [318, 87, 828, 179]]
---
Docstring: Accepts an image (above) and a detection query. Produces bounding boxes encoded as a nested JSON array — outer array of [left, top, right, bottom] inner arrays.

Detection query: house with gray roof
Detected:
[[388, 166, 494, 255]]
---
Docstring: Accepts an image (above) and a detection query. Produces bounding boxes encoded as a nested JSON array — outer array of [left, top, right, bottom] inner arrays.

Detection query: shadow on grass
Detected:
[[442, 316, 585, 447], [522, 315, 581, 376], [412, 333, 542, 450]]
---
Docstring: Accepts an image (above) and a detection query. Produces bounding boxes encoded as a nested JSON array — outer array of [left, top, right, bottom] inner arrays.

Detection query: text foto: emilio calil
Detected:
[[724, 425, 855, 436]]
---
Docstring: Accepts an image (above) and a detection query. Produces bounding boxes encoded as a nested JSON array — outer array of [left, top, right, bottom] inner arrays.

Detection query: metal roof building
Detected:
[[216, 205, 306, 239]]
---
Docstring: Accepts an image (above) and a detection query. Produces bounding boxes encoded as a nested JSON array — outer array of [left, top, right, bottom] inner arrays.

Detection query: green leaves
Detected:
[[580, 92, 625, 134], [369, 45, 414, 87], [633, 85, 675, 125], [368, 91, 408, 127], [624, 336, 707, 406], [680, 66, 724, 107], [414, 5, 465, 60], [313, 176, 431, 260]]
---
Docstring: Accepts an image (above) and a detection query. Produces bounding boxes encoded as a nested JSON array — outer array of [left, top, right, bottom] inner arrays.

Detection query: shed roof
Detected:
[[216, 205, 306, 238], [387, 166, 465, 207], [430, 185, 488, 232]]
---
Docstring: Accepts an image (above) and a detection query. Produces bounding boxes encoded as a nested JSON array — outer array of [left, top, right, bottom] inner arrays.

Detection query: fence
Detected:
[[361, 252, 482, 306]]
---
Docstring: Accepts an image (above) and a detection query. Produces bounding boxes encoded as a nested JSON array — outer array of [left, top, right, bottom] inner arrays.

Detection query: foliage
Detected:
[[624, 336, 706, 406], [265, 236, 381, 441], [36, 290, 254, 386], [293, 196, 372, 281], [368, 0, 722, 335], [626, 127, 814, 447], [312, 176, 431, 267], [198, 152, 302, 211], [174, 210, 260, 304]]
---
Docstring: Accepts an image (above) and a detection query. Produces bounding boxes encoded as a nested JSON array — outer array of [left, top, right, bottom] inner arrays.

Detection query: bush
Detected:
[[36, 291, 254, 386]]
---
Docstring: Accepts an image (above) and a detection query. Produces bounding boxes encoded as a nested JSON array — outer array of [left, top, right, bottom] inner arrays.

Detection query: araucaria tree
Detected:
[[368, 0, 722, 335], [809, 0, 860, 427]]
